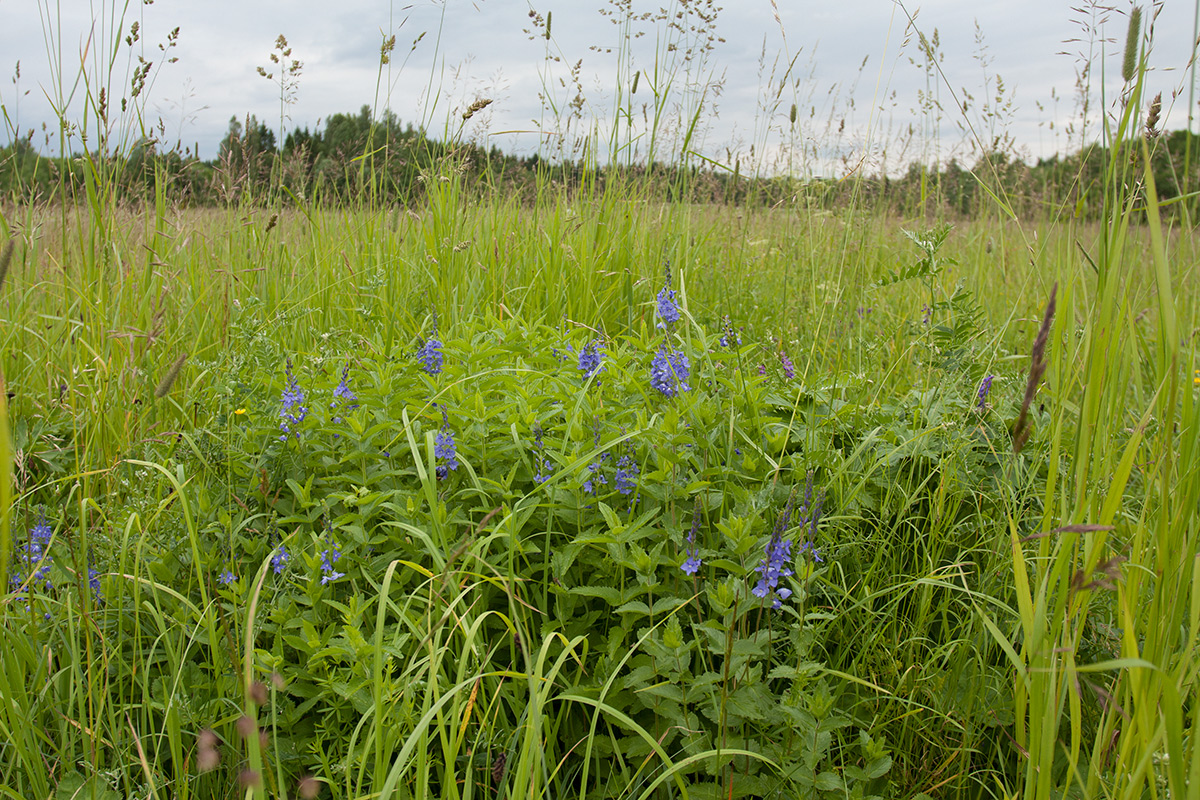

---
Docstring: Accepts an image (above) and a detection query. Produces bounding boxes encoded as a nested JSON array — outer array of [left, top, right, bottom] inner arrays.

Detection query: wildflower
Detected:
[[279, 360, 308, 441], [271, 547, 290, 574], [12, 517, 54, 592], [532, 426, 553, 483], [582, 458, 608, 494], [650, 346, 691, 397], [753, 493, 797, 609], [417, 336, 444, 375], [977, 374, 995, 410], [435, 427, 459, 480], [219, 569, 236, 586], [681, 508, 702, 575], [655, 265, 681, 329], [578, 340, 604, 380], [320, 544, 344, 584], [613, 455, 638, 495], [719, 316, 741, 348], [332, 364, 358, 405], [780, 350, 795, 379], [88, 566, 102, 601], [656, 285, 681, 329]]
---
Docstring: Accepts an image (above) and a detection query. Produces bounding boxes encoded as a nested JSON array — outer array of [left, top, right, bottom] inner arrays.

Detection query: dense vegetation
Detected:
[[1, 4, 1198, 800]]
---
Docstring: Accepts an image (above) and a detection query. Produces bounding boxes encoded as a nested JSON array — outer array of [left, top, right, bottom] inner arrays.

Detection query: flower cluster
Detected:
[[578, 340, 604, 381], [330, 364, 358, 424], [650, 346, 691, 397], [11, 516, 54, 593], [417, 336, 444, 375], [977, 374, 995, 410], [718, 316, 741, 348], [532, 426, 553, 483], [613, 455, 639, 495], [753, 493, 797, 608], [435, 426, 459, 480], [780, 350, 795, 380], [681, 508, 702, 575], [655, 268, 681, 329], [320, 541, 344, 584], [279, 360, 308, 441]]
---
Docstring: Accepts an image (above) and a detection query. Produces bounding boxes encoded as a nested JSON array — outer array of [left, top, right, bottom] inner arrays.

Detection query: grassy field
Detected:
[[2, 5, 1200, 800]]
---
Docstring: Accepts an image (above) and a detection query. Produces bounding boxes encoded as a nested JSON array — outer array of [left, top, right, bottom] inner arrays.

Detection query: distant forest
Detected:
[[3, 105, 1199, 218]]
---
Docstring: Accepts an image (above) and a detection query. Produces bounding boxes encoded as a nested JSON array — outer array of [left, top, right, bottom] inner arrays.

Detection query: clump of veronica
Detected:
[[681, 508, 702, 575], [577, 340, 604, 381], [330, 363, 358, 424], [613, 454, 639, 495], [753, 492, 797, 609], [793, 472, 825, 564], [417, 335, 444, 376], [655, 266, 681, 329], [718, 316, 742, 348], [279, 359, 308, 441], [977, 374, 995, 411], [320, 540, 344, 584], [12, 516, 54, 592], [263, 519, 289, 574], [582, 455, 610, 494], [532, 426, 553, 483], [434, 414, 459, 480], [650, 345, 691, 397], [780, 350, 795, 380]]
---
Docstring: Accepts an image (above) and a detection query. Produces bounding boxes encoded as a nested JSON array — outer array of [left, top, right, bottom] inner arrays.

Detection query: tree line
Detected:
[[3, 106, 1199, 218]]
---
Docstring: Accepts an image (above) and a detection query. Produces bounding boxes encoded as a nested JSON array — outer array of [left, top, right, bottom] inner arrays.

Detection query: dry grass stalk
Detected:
[[1013, 282, 1057, 454], [0, 239, 13, 293]]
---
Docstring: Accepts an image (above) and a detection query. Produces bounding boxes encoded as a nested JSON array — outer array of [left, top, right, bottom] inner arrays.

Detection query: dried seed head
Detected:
[[197, 729, 220, 771], [462, 98, 494, 121], [1013, 282, 1057, 454], [235, 715, 257, 740], [248, 680, 268, 705], [238, 770, 262, 789], [1146, 92, 1162, 137], [298, 776, 321, 799]]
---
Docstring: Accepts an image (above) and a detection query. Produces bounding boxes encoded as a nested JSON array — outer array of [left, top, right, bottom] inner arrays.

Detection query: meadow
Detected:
[[1, 4, 1199, 800]]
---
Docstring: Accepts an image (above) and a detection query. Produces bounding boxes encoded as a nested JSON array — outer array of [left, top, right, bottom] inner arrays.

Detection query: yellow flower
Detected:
[[234, 408, 247, 415]]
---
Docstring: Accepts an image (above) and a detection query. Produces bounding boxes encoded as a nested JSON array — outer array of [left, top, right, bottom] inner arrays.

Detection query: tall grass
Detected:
[[1, 2, 1198, 799]]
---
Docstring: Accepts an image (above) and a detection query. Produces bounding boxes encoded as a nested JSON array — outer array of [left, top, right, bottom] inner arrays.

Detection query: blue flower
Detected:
[[279, 360, 308, 441], [435, 427, 459, 480], [780, 351, 795, 379], [532, 426, 553, 483], [977, 374, 995, 410], [651, 346, 691, 397], [332, 363, 358, 409], [719, 316, 741, 348], [656, 286, 681, 329], [320, 545, 344, 584], [613, 455, 638, 495], [418, 336, 444, 375], [753, 494, 797, 608], [681, 509, 702, 575], [218, 569, 236, 586], [271, 546, 290, 574], [582, 459, 608, 494], [578, 340, 604, 380], [12, 516, 54, 592]]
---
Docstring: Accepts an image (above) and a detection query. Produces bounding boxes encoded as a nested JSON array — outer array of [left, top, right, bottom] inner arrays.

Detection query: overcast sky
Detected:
[[0, 0, 1195, 175]]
